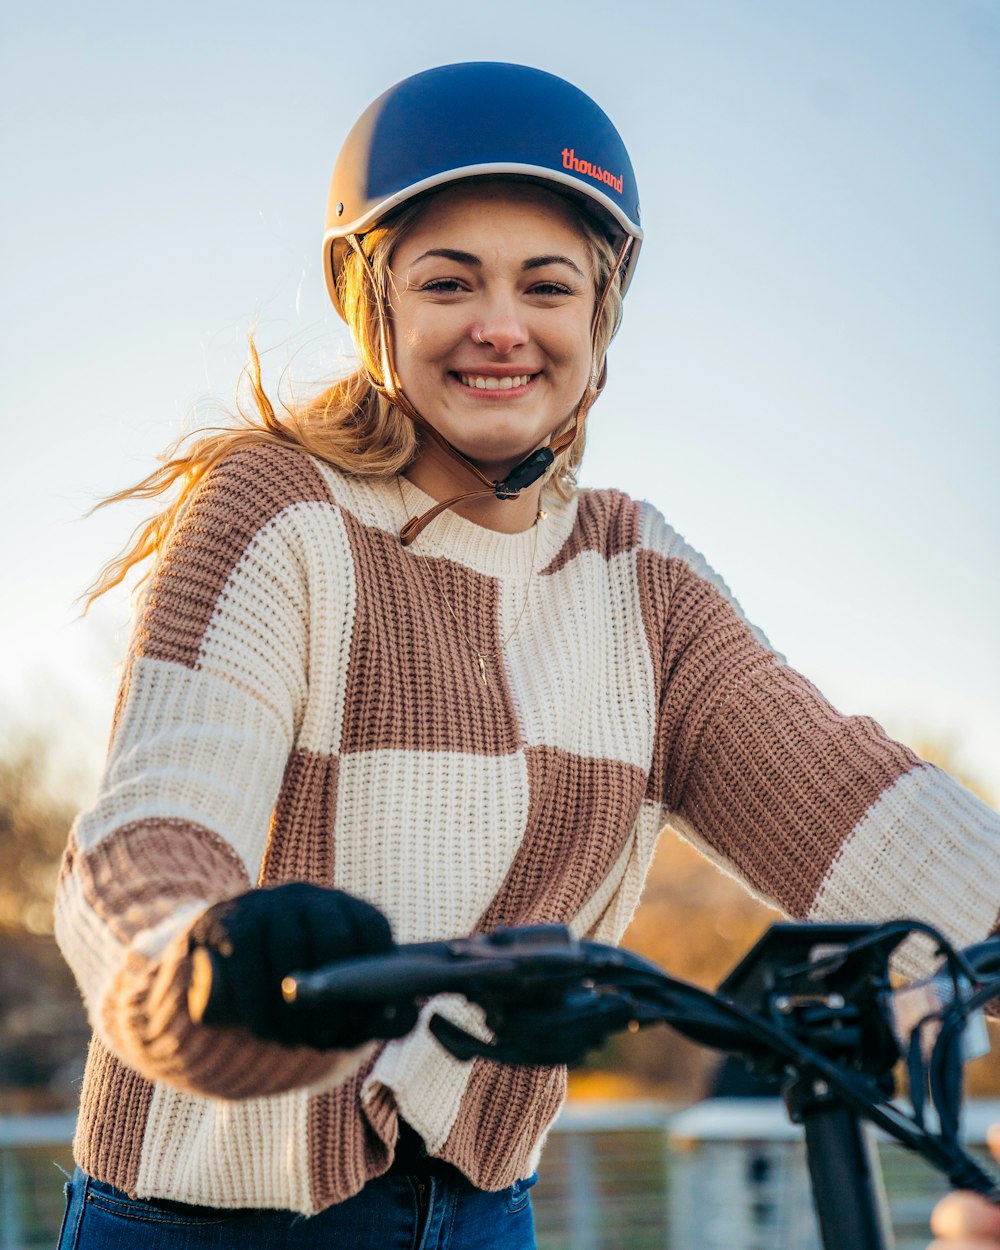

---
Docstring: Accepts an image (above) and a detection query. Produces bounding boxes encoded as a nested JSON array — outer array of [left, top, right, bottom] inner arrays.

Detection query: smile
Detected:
[[457, 373, 534, 391]]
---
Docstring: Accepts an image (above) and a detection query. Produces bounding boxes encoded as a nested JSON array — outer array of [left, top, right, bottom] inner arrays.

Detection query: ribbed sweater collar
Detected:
[[385, 475, 579, 579]]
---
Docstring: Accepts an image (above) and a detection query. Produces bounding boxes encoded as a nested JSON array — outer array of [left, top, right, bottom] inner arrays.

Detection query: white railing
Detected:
[[4, 1101, 1000, 1250], [0, 1115, 76, 1250]]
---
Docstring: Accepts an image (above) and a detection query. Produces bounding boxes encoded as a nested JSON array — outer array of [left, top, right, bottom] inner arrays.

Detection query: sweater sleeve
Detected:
[[54, 445, 367, 1098], [638, 505, 1000, 977]]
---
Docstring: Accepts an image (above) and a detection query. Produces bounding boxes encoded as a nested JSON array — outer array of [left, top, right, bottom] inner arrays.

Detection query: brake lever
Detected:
[[430, 988, 653, 1067]]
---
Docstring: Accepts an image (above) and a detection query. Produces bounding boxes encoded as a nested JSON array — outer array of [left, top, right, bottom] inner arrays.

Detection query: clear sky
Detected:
[[2, 0, 998, 798]]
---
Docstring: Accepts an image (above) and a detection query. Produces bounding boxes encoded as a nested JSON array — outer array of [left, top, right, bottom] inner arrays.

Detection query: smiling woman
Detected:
[[53, 61, 1000, 1250], [390, 182, 600, 523]]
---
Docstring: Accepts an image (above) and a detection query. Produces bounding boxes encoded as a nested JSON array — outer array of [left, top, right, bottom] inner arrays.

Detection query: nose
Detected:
[[472, 302, 529, 356]]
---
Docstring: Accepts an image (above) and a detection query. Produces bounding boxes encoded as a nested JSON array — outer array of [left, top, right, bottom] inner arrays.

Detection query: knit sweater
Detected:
[[55, 442, 1000, 1214]]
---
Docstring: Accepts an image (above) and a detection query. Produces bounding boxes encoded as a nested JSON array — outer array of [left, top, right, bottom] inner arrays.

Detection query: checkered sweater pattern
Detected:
[[55, 443, 1000, 1214]]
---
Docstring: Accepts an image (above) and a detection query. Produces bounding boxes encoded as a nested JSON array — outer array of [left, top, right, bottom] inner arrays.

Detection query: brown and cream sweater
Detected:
[[55, 442, 1000, 1213]]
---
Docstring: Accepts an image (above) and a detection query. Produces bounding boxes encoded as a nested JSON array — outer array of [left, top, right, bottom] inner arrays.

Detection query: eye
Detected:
[[527, 281, 575, 297], [419, 277, 467, 293]]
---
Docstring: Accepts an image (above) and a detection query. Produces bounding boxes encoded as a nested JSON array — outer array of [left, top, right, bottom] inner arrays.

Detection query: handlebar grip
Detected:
[[187, 940, 499, 1025], [186, 945, 438, 1029], [280, 929, 623, 1008], [284, 949, 514, 1005]]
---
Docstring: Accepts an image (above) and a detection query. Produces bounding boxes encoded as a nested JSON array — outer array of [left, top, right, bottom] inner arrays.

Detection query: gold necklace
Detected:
[[395, 476, 544, 685]]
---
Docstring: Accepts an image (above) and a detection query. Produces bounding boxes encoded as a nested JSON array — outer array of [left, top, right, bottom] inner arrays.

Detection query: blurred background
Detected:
[[1, 0, 997, 1244]]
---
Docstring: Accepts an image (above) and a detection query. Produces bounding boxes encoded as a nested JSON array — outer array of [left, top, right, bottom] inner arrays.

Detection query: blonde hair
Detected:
[[85, 186, 625, 608]]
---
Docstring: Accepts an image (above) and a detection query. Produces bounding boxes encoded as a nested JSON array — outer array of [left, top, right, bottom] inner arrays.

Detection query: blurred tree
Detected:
[[0, 742, 75, 934], [0, 741, 89, 1109]]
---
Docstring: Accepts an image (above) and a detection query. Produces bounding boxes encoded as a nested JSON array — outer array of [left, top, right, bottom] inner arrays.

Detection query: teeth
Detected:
[[459, 374, 531, 390]]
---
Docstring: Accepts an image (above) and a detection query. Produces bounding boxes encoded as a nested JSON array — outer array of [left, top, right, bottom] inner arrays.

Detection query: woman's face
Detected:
[[389, 183, 596, 479]]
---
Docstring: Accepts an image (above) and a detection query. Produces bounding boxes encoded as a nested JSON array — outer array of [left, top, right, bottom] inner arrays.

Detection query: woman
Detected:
[[55, 63, 1000, 1249]]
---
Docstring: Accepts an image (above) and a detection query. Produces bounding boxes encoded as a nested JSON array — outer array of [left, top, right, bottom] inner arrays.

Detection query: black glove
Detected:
[[188, 883, 418, 1049]]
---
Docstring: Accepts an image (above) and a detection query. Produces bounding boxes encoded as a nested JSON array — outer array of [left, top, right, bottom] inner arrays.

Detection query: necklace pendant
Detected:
[[477, 653, 488, 685]]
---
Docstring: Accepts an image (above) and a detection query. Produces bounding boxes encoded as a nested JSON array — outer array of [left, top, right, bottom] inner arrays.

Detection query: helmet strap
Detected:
[[346, 231, 632, 546]]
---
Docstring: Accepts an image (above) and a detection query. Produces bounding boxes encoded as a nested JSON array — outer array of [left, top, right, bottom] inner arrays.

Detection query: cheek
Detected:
[[392, 329, 437, 394], [564, 328, 594, 387], [395, 317, 453, 373]]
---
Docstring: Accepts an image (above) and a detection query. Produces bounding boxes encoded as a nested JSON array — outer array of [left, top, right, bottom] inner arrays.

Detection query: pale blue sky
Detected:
[[1, 0, 997, 795]]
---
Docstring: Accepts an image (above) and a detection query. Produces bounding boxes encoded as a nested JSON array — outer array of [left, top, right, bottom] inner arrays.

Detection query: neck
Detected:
[[403, 443, 544, 534]]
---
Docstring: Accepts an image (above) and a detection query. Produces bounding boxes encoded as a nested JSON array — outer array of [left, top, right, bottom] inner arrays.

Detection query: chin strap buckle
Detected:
[[493, 448, 554, 501]]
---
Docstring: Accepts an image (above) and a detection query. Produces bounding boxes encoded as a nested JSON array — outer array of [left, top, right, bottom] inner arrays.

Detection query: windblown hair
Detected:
[[85, 189, 625, 608]]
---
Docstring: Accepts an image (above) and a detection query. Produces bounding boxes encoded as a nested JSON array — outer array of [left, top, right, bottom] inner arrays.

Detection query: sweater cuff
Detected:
[[808, 763, 1000, 981]]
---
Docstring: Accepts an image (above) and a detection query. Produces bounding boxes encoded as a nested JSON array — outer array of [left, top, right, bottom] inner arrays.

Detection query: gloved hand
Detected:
[[430, 988, 640, 1067], [187, 883, 418, 1049]]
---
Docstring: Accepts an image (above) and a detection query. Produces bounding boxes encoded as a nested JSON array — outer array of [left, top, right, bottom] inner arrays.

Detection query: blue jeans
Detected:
[[57, 1166, 537, 1249]]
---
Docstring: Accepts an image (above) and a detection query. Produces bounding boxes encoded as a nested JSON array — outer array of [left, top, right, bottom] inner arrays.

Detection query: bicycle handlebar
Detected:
[[281, 925, 653, 1004], [191, 917, 1000, 1205]]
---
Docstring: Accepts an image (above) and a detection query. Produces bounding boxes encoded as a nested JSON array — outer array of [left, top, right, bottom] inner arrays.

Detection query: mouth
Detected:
[[454, 372, 537, 392]]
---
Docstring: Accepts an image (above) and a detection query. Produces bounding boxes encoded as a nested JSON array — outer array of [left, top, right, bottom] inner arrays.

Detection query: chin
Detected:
[[458, 425, 559, 466], [459, 442, 542, 476]]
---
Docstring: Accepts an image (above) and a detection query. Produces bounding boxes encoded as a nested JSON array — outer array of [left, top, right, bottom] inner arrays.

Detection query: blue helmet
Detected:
[[323, 62, 642, 319]]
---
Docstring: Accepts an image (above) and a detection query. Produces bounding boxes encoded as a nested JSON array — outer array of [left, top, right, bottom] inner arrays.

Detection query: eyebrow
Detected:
[[408, 248, 587, 280], [522, 254, 587, 279], [410, 248, 480, 267]]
